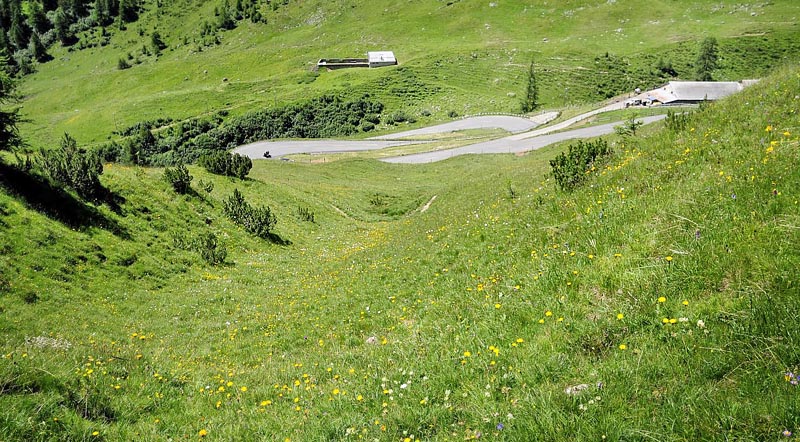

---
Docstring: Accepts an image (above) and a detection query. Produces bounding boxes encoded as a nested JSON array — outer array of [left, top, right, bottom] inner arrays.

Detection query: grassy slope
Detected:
[[18, 0, 800, 147], [1, 66, 799, 440]]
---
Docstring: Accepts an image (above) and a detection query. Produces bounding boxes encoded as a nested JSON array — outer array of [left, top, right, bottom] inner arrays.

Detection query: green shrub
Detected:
[[195, 232, 226, 265], [241, 205, 277, 239], [222, 188, 249, 224], [22, 291, 39, 304], [198, 151, 252, 179], [549, 138, 611, 191], [38, 133, 104, 200], [614, 114, 643, 137], [388, 111, 416, 125], [198, 179, 214, 193], [297, 206, 315, 223], [223, 189, 277, 239], [163, 163, 193, 194], [665, 110, 692, 132]]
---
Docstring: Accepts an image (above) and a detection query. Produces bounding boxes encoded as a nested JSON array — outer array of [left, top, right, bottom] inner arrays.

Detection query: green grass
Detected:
[[16, 0, 800, 148], [2, 66, 799, 440], [282, 128, 511, 162]]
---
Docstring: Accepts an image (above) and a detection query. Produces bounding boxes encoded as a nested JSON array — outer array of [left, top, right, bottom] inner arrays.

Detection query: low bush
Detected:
[[162, 164, 193, 194], [665, 109, 692, 132], [197, 179, 214, 194], [173, 232, 226, 265], [195, 232, 226, 265], [549, 138, 611, 191], [223, 189, 277, 239], [198, 151, 252, 179], [297, 206, 315, 223], [38, 133, 104, 200], [614, 114, 643, 137]]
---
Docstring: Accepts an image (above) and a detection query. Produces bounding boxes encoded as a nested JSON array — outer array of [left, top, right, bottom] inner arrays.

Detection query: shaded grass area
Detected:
[[0, 163, 128, 237], [0, 68, 798, 440]]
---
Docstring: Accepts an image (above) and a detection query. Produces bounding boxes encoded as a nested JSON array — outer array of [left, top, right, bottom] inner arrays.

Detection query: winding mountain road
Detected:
[[233, 106, 665, 164], [382, 115, 666, 164]]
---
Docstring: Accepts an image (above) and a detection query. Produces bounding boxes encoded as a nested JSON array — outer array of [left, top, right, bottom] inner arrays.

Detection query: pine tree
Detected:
[[521, 59, 539, 113], [28, 32, 48, 62], [695, 37, 718, 81], [118, 0, 138, 23], [8, 15, 28, 51], [53, 8, 74, 46], [0, 30, 12, 59], [151, 31, 166, 55], [0, 53, 22, 152], [27, 2, 50, 35], [94, 0, 112, 26]]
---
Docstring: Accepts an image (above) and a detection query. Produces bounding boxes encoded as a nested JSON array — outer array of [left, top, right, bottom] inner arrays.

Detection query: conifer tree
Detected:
[[521, 59, 539, 113], [0, 53, 22, 152], [695, 37, 719, 81]]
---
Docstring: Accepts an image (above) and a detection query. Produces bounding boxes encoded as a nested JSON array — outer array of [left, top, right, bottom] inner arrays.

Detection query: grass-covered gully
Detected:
[[1, 1, 800, 440], [1, 59, 799, 440]]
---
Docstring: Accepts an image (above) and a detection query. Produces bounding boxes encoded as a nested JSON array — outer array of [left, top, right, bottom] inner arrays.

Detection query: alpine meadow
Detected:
[[1, 1, 799, 441]]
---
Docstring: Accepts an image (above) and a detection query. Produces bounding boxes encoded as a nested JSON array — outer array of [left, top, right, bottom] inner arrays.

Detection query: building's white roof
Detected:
[[368, 51, 396, 63], [647, 81, 752, 103]]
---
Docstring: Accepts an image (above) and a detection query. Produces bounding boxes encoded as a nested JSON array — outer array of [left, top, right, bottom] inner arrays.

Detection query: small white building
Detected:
[[368, 51, 397, 68]]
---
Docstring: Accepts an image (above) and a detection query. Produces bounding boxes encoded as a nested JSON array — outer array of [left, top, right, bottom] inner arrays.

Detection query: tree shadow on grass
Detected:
[[266, 232, 292, 246], [0, 163, 130, 238]]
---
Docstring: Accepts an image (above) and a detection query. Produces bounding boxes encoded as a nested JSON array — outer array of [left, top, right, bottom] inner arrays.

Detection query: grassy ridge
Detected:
[[2, 66, 799, 440], [18, 0, 800, 147]]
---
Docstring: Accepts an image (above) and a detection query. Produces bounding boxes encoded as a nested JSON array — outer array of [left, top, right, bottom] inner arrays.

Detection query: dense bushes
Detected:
[[207, 95, 384, 148], [104, 95, 383, 166], [38, 133, 104, 200], [549, 139, 611, 191], [223, 189, 277, 239], [198, 151, 252, 179]]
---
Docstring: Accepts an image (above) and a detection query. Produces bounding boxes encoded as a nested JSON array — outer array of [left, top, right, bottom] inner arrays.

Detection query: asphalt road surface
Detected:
[[232, 113, 666, 164], [381, 115, 666, 164], [234, 139, 426, 159], [369, 115, 548, 140]]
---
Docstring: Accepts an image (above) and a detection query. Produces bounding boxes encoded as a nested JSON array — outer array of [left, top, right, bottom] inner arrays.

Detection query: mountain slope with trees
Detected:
[[9, 0, 800, 149]]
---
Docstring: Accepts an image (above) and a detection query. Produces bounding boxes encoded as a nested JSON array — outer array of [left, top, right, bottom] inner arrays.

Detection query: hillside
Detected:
[[2, 63, 799, 440], [15, 0, 800, 148]]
